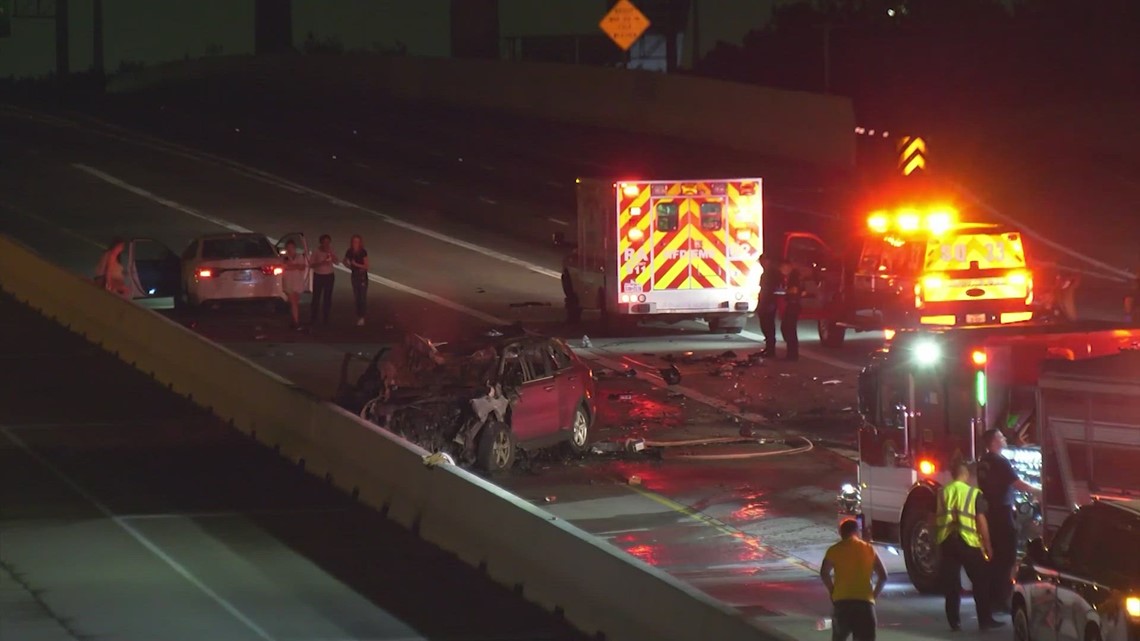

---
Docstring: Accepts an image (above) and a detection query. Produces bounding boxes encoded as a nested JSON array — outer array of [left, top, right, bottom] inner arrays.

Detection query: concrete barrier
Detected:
[[0, 232, 793, 641], [108, 53, 856, 169]]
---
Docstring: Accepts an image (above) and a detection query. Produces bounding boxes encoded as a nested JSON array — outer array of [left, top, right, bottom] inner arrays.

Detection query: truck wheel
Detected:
[[901, 501, 942, 594], [818, 318, 847, 348], [476, 421, 515, 474]]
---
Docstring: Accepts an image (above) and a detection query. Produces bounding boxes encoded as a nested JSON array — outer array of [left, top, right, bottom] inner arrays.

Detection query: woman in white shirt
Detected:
[[281, 239, 306, 329]]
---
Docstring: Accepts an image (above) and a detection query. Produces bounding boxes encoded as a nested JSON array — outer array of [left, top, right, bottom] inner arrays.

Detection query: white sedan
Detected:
[[179, 233, 290, 308]]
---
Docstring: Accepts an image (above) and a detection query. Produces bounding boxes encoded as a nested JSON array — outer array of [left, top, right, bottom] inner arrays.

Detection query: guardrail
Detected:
[[107, 53, 856, 169], [0, 232, 793, 641]]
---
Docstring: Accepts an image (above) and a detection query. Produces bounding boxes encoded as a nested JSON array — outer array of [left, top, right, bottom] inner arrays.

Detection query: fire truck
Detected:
[[810, 205, 1037, 348], [839, 321, 1140, 592], [559, 178, 765, 334]]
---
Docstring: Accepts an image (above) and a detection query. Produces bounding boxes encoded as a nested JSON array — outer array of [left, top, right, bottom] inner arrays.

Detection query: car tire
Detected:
[[476, 421, 515, 474], [901, 500, 942, 594], [1012, 602, 1031, 641], [567, 403, 591, 454], [818, 318, 847, 348]]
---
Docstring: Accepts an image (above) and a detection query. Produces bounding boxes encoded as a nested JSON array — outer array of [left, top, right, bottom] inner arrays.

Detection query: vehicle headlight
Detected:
[[1126, 595, 1140, 619]]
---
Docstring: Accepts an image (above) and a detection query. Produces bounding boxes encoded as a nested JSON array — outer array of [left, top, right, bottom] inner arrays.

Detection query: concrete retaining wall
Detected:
[[0, 232, 793, 641], [107, 54, 856, 169]]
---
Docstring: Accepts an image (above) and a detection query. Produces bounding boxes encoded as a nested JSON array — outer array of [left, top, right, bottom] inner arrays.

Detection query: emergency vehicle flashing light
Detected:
[[971, 349, 987, 366], [1126, 595, 1140, 619], [917, 459, 936, 476], [867, 206, 958, 236], [914, 339, 941, 365]]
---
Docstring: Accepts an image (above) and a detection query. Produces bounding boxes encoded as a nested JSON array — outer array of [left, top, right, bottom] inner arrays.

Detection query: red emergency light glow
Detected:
[[917, 459, 936, 476], [971, 350, 987, 366], [621, 183, 640, 197]]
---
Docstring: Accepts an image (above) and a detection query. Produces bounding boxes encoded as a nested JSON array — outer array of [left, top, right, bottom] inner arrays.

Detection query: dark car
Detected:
[[345, 327, 597, 473], [1013, 499, 1140, 641]]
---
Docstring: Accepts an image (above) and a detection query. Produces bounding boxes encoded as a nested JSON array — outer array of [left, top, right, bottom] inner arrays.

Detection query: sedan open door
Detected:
[[126, 238, 181, 309]]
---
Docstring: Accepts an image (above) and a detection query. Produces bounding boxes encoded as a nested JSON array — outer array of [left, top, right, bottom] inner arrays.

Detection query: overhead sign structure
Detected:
[[600, 0, 651, 52], [897, 135, 927, 176]]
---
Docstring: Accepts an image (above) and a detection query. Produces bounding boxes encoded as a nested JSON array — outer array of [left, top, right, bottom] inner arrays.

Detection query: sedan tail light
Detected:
[[262, 265, 284, 276], [197, 268, 214, 278]]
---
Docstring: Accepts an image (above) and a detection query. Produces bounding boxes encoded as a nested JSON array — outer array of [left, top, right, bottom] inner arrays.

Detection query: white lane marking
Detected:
[[71, 165, 511, 326], [0, 201, 107, 250], [478, 196, 498, 205], [117, 507, 351, 521], [548, 218, 570, 226], [1, 426, 278, 641], [0, 420, 143, 430], [412, 179, 431, 186], [353, 162, 371, 169], [739, 329, 861, 371], [74, 164, 252, 234]]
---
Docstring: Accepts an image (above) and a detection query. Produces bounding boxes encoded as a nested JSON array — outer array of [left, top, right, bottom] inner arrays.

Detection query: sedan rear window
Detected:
[[201, 237, 276, 260]]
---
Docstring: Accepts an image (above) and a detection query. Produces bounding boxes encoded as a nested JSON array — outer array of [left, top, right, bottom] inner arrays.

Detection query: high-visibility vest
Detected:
[[935, 480, 982, 548]]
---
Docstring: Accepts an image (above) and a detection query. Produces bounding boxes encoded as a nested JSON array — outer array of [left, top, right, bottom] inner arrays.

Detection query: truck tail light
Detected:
[[922, 275, 945, 291], [197, 268, 213, 278], [971, 349, 987, 366], [917, 459, 936, 476], [1008, 270, 1029, 286]]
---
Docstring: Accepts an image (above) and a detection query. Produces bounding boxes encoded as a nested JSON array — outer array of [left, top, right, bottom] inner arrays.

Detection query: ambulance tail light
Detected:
[[917, 459, 936, 476], [971, 349, 987, 367], [621, 183, 640, 197], [628, 227, 645, 243]]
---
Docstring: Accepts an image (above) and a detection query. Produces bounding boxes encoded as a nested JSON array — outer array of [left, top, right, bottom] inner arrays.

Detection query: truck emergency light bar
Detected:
[[867, 207, 957, 235]]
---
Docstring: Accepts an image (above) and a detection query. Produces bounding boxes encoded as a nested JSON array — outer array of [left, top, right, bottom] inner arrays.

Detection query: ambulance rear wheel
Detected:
[[818, 319, 847, 348]]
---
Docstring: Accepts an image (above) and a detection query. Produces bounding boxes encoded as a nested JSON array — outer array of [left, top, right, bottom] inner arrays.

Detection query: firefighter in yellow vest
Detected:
[[936, 461, 1004, 631]]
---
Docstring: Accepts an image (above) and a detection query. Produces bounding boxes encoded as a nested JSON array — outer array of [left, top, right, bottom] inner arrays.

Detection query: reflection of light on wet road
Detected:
[[624, 544, 660, 566], [729, 500, 769, 523]]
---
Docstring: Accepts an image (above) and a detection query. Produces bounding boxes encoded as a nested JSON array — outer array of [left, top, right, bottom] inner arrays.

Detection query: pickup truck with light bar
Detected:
[[839, 321, 1140, 593], [810, 206, 1036, 348]]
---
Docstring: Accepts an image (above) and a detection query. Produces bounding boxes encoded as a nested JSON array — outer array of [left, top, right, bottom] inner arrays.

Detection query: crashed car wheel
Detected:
[[477, 421, 515, 473], [568, 404, 591, 454]]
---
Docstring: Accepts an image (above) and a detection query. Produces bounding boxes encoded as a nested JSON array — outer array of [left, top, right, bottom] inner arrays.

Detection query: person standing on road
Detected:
[[820, 519, 888, 641], [756, 254, 780, 357], [977, 428, 1041, 614], [309, 234, 339, 325], [779, 259, 802, 361], [94, 237, 129, 298], [281, 239, 306, 330], [937, 460, 1003, 632], [344, 234, 370, 327]]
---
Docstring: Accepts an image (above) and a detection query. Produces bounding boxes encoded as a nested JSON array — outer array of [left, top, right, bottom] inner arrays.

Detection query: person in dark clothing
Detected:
[[344, 234, 370, 327], [779, 260, 801, 361], [756, 254, 780, 356], [976, 429, 1041, 613], [309, 234, 339, 325]]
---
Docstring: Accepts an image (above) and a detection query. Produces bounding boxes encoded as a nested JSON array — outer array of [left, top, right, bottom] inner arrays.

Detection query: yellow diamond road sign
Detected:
[[600, 0, 651, 52]]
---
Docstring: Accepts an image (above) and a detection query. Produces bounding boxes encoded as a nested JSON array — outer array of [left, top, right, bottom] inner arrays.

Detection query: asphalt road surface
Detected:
[[0, 99, 1085, 640], [0, 291, 588, 641]]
